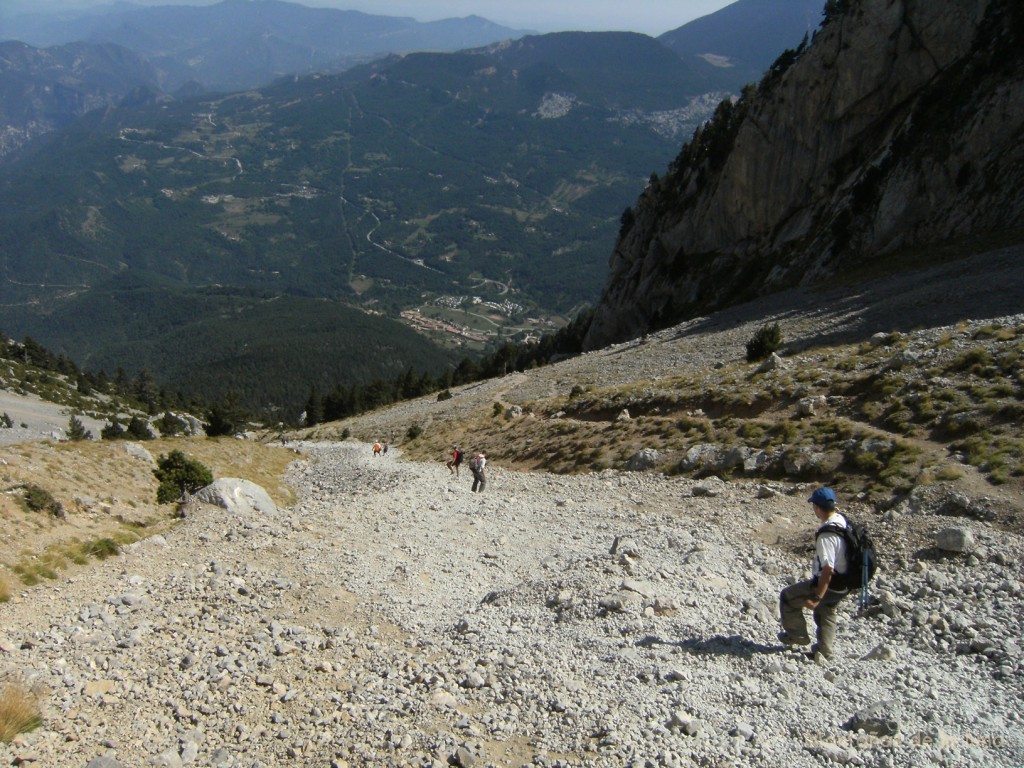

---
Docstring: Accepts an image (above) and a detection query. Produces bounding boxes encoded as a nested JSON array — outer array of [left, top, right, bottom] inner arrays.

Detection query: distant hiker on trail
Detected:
[[778, 487, 851, 662], [446, 446, 464, 477], [382, 443, 389, 456], [373, 441, 382, 457], [468, 451, 487, 492]]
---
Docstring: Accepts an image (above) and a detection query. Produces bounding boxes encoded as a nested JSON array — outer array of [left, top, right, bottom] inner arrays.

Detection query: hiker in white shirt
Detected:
[[779, 487, 850, 661]]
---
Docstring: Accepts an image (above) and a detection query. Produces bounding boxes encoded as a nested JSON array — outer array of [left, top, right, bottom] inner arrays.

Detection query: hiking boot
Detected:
[[804, 650, 832, 665], [778, 631, 810, 647], [809, 644, 833, 662]]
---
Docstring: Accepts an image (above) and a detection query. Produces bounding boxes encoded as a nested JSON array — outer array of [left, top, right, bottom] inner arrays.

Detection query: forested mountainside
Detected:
[[585, 0, 1024, 350], [0, 31, 737, 412], [658, 0, 822, 84]]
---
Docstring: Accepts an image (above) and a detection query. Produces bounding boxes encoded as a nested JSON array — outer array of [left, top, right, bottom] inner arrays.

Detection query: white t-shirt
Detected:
[[812, 512, 848, 577]]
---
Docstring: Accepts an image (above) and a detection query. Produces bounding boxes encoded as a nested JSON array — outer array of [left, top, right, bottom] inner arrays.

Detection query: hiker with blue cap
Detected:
[[778, 486, 850, 661]]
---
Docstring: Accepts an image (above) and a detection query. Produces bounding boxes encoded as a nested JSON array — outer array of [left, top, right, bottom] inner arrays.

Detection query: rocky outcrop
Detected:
[[584, 0, 1024, 349]]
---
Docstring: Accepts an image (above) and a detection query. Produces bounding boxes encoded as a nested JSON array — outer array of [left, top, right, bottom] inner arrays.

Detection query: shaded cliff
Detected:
[[584, 0, 1024, 350]]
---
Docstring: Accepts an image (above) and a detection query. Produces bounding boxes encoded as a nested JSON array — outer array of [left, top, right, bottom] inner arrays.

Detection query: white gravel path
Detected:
[[1, 440, 1021, 768]]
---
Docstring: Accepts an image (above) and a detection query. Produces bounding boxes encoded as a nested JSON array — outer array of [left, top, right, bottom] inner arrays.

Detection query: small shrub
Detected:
[[83, 538, 120, 561], [951, 347, 992, 374], [23, 484, 63, 517], [67, 415, 92, 441], [851, 452, 883, 472], [0, 413, 12, 429], [126, 416, 154, 440], [883, 408, 915, 434], [0, 684, 42, 743], [153, 450, 213, 504], [492, 402, 504, 417], [155, 412, 188, 437], [405, 424, 423, 441], [341, 427, 352, 439], [972, 324, 1015, 341], [746, 323, 783, 362], [738, 422, 766, 441], [100, 420, 126, 440], [767, 420, 800, 445], [437, 389, 453, 402]]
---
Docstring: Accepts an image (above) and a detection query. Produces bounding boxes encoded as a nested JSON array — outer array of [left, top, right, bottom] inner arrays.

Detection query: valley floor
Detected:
[[1, 441, 1021, 767]]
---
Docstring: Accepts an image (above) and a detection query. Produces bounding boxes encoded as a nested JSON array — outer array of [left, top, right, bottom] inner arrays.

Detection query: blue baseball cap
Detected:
[[807, 487, 836, 507]]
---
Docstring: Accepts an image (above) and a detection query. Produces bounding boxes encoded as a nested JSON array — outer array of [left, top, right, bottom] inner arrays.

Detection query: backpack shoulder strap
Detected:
[[815, 522, 846, 539]]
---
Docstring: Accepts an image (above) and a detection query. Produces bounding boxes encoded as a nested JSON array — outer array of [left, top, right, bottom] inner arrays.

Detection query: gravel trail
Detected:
[[2, 439, 1022, 768]]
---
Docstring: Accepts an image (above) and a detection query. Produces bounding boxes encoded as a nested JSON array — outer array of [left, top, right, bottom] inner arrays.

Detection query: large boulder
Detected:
[[194, 478, 278, 516], [935, 527, 975, 553], [626, 448, 661, 471]]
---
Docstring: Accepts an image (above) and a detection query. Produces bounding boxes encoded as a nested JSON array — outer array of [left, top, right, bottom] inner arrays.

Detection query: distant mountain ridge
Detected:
[[2, 0, 532, 92], [0, 40, 161, 157], [659, 0, 823, 83], [584, 0, 1024, 349]]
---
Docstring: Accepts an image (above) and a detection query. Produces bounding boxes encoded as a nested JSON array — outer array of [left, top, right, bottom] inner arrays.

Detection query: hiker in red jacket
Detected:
[[446, 446, 463, 477]]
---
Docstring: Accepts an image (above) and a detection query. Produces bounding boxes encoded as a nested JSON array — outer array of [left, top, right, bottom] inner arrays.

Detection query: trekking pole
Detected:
[[860, 554, 871, 610]]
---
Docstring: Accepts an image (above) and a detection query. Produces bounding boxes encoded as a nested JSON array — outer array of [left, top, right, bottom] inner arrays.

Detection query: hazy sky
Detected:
[[8, 0, 738, 37]]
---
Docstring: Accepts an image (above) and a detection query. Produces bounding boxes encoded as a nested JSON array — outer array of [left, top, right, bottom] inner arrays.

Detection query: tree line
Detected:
[[302, 309, 594, 426], [2, 306, 597, 435]]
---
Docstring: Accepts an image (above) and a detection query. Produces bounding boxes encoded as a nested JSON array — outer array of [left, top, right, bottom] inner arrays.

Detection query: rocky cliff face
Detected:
[[584, 0, 1024, 350]]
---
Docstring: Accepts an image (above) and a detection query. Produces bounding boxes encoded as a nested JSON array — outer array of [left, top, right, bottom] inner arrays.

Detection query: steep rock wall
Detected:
[[584, 0, 1024, 350]]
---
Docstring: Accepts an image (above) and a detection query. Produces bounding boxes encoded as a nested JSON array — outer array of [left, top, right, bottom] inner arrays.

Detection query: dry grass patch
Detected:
[[0, 437, 298, 588], [0, 683, 42, 743]]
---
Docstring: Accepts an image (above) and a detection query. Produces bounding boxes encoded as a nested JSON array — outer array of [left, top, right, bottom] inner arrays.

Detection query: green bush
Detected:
[[100, 420, 126, 440], [83, 538, 121, 560], [126, 416, 154, 440], [67, 415, 92, 441], [406, 424, 423, 441], [437, 389, 453, 402], [23, 484, 63, 517], [746, 323, 783, 362], [153, 450, 213, 504], [155, 412, 189, 437]]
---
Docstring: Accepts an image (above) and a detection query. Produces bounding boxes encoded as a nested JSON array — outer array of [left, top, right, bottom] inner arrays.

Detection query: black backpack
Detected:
[[816, 519, 878, 608]]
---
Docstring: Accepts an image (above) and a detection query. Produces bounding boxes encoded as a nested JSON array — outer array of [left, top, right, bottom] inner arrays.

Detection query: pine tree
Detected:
[[154, 450, 213, 504], [67, 415, 92, 441]]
